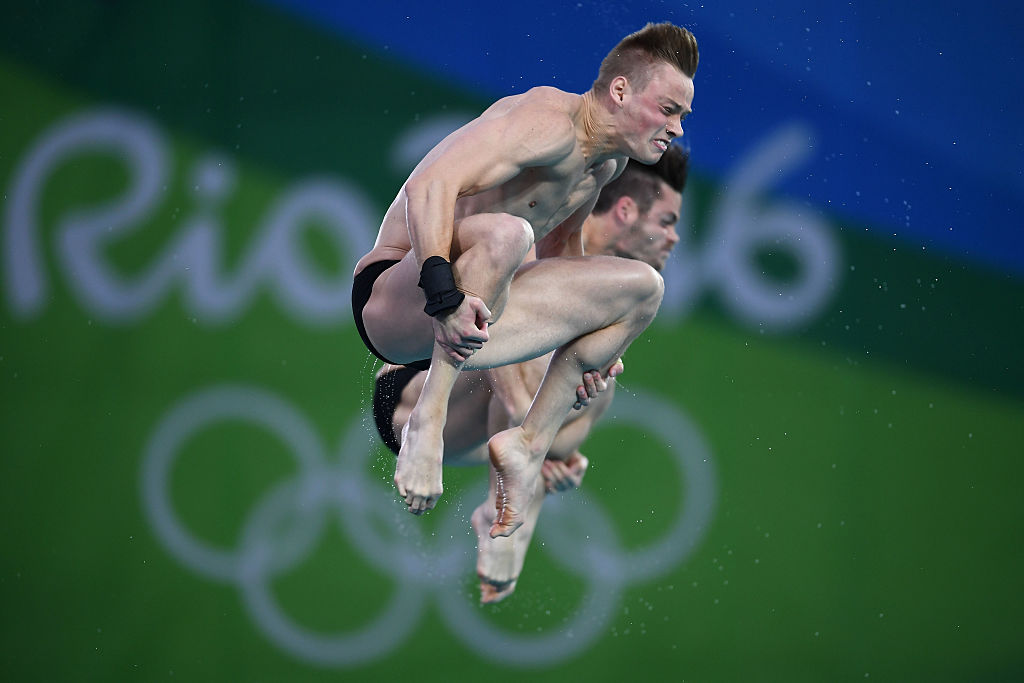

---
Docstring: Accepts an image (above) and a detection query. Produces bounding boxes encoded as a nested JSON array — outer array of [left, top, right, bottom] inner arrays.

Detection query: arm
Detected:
[[541, 382, 617, 492], [403, 100, 577, 361], [485, 357, 547, 428], [403, 102, 576, 266], [534, 194, 596, 260]]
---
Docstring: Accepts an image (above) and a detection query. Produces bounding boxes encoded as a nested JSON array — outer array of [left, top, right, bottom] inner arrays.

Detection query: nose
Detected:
[[666, 114, 683, 139], [666, 225, 680, 246]]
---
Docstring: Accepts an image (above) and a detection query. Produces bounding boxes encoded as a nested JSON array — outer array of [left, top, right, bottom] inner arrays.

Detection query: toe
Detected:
[[490, 519, 519, 538]]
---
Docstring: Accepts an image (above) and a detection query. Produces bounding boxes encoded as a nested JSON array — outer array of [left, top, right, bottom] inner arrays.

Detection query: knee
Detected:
[[622, 261, 665, 319], [483, 214, 534, 266], [628, 261, 665, 301]]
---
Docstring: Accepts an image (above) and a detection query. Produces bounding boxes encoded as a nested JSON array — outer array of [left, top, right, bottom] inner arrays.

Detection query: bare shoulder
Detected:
[[478, 87, 580, 160], [481, 86, 577, 120]]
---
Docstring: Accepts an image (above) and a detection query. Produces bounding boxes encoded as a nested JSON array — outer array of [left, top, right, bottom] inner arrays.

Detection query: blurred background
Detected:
[[2, 1, 1022, 681]]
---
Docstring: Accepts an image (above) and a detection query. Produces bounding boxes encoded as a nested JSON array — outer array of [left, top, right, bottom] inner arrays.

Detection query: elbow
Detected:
[[403, 173, 452, 207], [402, 176, 428, 206]]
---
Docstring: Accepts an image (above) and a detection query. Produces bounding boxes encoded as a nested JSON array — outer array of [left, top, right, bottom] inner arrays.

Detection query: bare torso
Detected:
[[355, 87, 625, 274]]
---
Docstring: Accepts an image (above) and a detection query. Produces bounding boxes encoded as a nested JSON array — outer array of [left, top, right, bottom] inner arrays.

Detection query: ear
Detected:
[[609, 75, 628, 107], [614, 195, 638, 225]]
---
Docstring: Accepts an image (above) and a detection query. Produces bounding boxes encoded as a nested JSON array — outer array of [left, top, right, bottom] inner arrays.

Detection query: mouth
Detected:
[[652, 139, 669, 152]]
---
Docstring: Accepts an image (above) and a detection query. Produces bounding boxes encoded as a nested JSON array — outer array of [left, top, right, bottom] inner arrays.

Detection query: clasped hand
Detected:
[[573, 358, 624, 410], [433, 295, 491, 363]]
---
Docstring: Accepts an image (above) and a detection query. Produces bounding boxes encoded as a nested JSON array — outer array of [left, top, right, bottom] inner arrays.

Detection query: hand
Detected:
[[572, 357, 624, 410], [542, 452, 589, 493], [433, 295, 491, 363]]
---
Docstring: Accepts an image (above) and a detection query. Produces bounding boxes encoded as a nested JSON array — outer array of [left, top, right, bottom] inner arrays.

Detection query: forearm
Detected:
[[485, 363, 536, 427], [536, 196, 592, 259], [404, 177, 457, 266], [547, 417, 592, 460], [548, 383, 614, 459]]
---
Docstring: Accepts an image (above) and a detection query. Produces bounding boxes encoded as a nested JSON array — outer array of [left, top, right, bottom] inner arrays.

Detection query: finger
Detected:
[[462, 326, 489, 342], [542, 462, 559, 490], [446, 346, 469, 362], [474, 303, 492, 336], [609, 358, 624, 378], [552, 463, 571, 490], [544, 460, 564, 485], [583, 373, 598, 398], [576, 385, 589, 405]]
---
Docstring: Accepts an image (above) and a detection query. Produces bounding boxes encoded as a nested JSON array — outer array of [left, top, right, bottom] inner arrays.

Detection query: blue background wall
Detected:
[[2, 2, 1021, 681]]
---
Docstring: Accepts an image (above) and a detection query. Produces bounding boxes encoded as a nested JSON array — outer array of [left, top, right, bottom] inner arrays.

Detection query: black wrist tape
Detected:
[[418, 256, 465, 317]]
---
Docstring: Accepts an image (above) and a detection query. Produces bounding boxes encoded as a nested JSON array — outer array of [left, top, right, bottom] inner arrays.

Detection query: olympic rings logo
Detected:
[[140, 384, 716, 668]]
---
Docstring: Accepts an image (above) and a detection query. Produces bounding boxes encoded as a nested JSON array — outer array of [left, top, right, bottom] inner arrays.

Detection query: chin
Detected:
[[634, 149, 661, 165]]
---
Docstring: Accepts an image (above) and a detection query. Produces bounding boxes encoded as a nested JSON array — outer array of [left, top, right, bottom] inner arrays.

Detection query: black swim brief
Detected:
[[351, 260, 431, 372], [372, 364, 421, 455]]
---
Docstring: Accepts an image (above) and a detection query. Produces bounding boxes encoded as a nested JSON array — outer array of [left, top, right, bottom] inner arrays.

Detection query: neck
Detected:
[[577, 90, 618, 163], [581, 214, 615, 254]]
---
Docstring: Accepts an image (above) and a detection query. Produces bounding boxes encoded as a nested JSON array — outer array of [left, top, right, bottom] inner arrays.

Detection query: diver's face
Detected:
[[614, 179, 683, 271], [619, 62, 693, 164]]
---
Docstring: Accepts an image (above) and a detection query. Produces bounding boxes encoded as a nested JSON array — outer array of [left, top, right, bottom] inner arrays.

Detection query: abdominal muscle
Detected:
[[355, 120, 619, 277]]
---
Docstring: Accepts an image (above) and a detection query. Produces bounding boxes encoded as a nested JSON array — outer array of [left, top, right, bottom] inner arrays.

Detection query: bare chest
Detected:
[[461, 159, 619, 239]]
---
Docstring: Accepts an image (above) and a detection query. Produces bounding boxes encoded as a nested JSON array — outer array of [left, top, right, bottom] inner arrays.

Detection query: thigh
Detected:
[[464, 254, 659, 370], [359, 251, 436, 364], [361, 213, 529, 364]]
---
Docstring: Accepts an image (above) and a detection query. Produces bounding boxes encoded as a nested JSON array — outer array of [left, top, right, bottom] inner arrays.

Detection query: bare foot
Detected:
[[471, 503, 517, 603], [488, 426, 543, 538], [393, 417, 443, 514]]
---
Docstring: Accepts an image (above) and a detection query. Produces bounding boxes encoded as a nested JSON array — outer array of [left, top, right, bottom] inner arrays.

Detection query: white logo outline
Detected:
[[140, 384, 716, 668]]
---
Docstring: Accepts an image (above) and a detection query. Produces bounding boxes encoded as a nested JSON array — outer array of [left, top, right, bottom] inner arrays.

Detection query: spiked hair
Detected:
[[593, 22, 699, 94]]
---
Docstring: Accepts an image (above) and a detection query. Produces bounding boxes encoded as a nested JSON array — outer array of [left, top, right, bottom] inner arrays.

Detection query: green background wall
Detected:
[[2, 2, 1021, 681]]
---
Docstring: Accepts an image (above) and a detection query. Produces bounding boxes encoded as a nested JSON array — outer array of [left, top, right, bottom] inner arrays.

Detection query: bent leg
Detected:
[[463, 255, 666, 370], [483, 258, 665, 536], [363, 214, 534, 513], [383, 364, 495, 465], [473, 469, 546, 604]]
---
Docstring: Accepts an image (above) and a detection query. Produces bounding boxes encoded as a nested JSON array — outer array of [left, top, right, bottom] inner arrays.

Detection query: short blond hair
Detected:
[[593, 22, 699, 93]]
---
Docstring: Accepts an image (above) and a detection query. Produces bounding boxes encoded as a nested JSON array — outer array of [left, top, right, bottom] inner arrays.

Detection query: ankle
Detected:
[[408, 407, 444, 433], [518, 428, 549, 461]]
